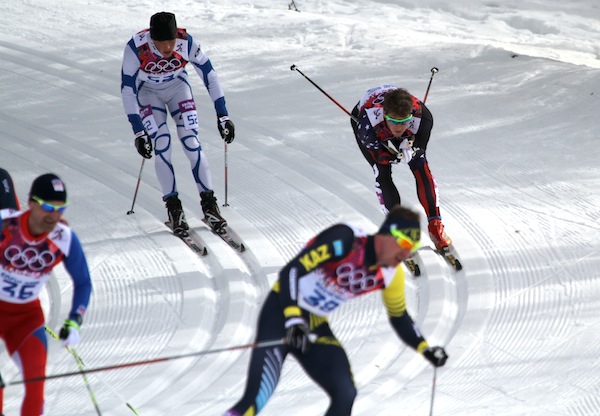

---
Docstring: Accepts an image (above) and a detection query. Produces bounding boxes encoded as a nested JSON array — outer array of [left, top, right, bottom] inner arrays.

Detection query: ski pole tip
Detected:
[[290, 64, 296, 71], [431, 67, 439, 73]]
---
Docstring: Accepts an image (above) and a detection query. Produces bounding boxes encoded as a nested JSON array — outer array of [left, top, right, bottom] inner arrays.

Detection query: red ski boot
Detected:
[[428, 219, 452, 250]]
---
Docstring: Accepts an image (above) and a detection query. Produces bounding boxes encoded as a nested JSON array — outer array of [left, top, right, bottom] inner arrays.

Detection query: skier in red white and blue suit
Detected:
[[225, 205, 448, 416], [351, 85, 452, 251], [0, 173, 92, 416]]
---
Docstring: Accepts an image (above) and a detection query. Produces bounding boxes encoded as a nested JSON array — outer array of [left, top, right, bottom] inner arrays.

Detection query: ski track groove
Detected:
[[3, 13, 597, 414], [0, 53, 267, 411]]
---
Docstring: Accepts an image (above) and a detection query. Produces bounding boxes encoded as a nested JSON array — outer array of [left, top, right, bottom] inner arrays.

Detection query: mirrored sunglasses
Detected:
[[390, 227, 421, 253], [32, 196, 68, 213], [384, 113, 413, 125]]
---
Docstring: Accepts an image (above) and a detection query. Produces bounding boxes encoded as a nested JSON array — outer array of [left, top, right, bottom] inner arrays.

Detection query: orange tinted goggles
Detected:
[[390, 227, 421, 253]]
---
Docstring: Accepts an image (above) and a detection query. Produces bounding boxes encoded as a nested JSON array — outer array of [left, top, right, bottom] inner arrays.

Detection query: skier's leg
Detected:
[[410, 106, 451, 249], [225, 291, 289, 415], [297, 324, 357, 416], [351, 109, 400, 214], [12, 326, 47, 416]]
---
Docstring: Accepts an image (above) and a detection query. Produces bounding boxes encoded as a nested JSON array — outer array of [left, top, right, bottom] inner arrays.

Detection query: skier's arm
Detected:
[[62, 231, 93, 325], [187, 34, 228, 116], [381, 267, 429, 353], [120, 39, 144, 134], [356, 115, 397, 165]]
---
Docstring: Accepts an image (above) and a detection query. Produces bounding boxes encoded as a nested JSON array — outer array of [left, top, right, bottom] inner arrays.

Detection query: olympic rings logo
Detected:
[[4, 245, 57, 271], [335, 263, 379, 294], [144, 58, 183, 74]]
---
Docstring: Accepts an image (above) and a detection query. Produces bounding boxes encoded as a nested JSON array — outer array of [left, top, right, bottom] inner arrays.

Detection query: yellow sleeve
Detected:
[[381, 266, 429, 352], [381, 266, 407, 318]]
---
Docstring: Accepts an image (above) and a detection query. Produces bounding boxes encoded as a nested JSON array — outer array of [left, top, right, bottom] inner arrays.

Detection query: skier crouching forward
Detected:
[[351, 86, 452, 251], [224, 205, 448, 416], [121, 11, 235, 233]]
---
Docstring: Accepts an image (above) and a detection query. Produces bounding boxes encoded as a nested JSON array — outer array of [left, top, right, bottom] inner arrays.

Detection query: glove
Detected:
[[396, 137, 415, 164], [285, 317, 312, 354], [397, 148, 414, 164], [217, 115, 235, 143], [59, 319, 81, 347], [423, 346, 448, 367], [134, 131, 153, 159], [376, 147, 399, 165]]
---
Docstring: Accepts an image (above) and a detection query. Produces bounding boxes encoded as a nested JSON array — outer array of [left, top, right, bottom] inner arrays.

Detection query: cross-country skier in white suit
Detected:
[[121, 11, 235, 234]]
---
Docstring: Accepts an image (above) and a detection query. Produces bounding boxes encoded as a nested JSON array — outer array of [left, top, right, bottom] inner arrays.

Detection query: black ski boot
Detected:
[[165, 194, 189, 235], [200, 190, 227, 231]]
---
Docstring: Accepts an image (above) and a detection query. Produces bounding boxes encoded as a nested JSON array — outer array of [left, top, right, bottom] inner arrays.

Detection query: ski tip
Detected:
[[202, 247, 208, 256], [240, 244, 246, 252]]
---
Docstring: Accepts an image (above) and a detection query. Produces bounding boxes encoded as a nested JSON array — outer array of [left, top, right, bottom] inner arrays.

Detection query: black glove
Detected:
[[423, 346, 448, 367], [134, 131, 153, 159], [58, 319, 81, 347], [285, 317, 312, 354], [217, 115, 235, 143]]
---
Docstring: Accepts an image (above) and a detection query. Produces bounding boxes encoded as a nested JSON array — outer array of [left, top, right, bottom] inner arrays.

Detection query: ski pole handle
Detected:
[[423, 67, 439, 104]]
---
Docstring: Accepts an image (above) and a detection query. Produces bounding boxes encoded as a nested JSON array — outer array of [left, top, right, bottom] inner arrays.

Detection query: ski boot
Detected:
[[165, 194, 189, 235], [428, 218, 452, 250], [200, 190, 227, 232]]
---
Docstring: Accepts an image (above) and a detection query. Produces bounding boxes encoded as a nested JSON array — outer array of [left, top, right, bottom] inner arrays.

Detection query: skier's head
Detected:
[[150, 12, 177, 41], [374, 205, 421, 267], [383, 88, 414, 137], [28, 173, 68, 235], [29, 173, 67, 204]]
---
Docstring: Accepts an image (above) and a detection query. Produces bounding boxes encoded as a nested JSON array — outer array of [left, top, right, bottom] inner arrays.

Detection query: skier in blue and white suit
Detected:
[[120, 11, 235, 234]]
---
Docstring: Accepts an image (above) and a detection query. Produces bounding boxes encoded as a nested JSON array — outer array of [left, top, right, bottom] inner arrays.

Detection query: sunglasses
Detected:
[[390, 227, 421, 253], [384, 113, 413, 125], [32, 196, 68, 213]]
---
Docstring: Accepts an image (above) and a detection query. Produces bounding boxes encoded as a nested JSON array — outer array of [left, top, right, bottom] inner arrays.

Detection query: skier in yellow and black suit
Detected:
[[225, 205, 448, 416]]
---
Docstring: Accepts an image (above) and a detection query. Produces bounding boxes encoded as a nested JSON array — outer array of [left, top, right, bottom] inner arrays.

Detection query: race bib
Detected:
[[140, 105, 159, 135], [179, 99, 198, 130]]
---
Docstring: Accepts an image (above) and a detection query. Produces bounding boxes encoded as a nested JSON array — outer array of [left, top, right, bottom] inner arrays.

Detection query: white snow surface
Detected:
[[1, 0, 599, 415]]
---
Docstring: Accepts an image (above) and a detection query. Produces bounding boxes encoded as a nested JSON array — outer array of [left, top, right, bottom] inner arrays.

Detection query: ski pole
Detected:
[[126, 158, 145, 215], [223, 142, 229, 207], [45, 327, 102, 415], [46, 327, 141, 415], [290, 64, 406, 155], [429, 366, 437, 416], [423, 67, 439, 104], [9, 338, 285, 386], [290, 64, 358, 123]]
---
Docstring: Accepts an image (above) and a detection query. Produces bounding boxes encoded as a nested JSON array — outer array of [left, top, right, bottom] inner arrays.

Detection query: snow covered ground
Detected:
[[1, 0, 599, 415]]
